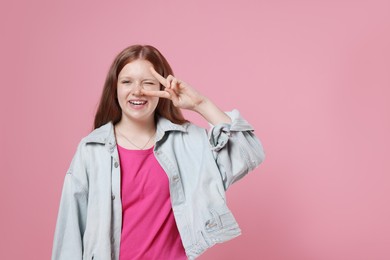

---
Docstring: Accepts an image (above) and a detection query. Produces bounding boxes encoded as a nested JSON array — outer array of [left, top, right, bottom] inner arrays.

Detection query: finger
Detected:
[[140, 89, 171, 99], [174, 79, 185, 91], [171, 78, 178, 91], [165, 88, 179, 104], [166, 75, 174, 89], [149, 67, 167, 87]]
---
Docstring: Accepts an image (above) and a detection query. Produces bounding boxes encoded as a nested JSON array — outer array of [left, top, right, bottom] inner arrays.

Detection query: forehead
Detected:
[[118, 59, 154, 78]]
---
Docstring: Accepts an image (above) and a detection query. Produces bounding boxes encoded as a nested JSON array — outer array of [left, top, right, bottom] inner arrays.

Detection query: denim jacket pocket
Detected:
[[202, 207, 242, 246], [207, 209, 238, 229]]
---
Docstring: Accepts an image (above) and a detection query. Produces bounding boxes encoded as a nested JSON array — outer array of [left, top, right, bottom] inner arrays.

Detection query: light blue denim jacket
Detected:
[[52, 109, 265, 260]]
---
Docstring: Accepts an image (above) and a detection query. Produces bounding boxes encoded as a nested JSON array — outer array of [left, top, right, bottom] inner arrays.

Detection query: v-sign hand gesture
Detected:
[[139, 67, 206, 111]]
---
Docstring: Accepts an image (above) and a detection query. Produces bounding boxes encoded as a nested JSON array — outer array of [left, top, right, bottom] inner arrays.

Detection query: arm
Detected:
[[52, 142, 88, 260], [142, 67, 265, 190], [207, 109, 265, 189], [186, 87, 264, 189], [188, 94, 265, 188]]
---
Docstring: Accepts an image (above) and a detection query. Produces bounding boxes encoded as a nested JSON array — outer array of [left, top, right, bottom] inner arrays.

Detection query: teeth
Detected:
[[129, 101, 147, 105]]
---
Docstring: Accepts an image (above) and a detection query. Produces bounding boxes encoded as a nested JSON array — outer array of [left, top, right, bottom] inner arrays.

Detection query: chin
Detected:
[[125, 111, 155, 122]]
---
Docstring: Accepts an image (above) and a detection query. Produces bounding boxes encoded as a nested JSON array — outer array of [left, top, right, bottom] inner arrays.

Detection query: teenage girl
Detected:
[[52, 44, 265, 260]]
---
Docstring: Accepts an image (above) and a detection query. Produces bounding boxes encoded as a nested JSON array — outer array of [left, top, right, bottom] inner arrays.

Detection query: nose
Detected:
[[131, 82, 143, 96], [134, 82, 143, 90]]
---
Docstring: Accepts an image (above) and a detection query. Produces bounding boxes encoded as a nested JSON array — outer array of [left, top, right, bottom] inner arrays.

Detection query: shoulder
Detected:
[[69, 121, 114, 160], [177, 122, 209, 146], [162, 117, 206, 135], [185, 122, 207, 136], [80, 121, 114, 145], [69, 122, 114, 166], [156, 117, 208, 143]]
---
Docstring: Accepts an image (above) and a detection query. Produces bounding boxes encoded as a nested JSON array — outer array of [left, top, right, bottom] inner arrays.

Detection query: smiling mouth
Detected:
[[129, 100, 147, 105]]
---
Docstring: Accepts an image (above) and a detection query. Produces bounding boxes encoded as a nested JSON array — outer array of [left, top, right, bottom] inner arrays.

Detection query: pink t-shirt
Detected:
[[117, 144, 187, 260]]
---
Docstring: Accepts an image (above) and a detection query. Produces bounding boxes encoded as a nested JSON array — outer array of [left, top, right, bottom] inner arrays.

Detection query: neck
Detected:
[[115, 116, 156, 136], [114, 116, 157, 150]]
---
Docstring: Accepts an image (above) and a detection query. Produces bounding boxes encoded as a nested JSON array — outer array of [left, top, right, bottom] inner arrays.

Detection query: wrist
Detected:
[[193, 97, 231, 125], [192, 96, 210, 113]]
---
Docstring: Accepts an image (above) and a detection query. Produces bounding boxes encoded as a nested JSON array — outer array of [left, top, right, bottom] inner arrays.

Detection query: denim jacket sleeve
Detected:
[[52, 141, 88, 260], [208, 109, 265, 190]]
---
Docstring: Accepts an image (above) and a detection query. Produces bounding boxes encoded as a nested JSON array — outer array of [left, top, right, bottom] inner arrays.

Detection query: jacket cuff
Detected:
[[225, 109, 254, 132], [208, 109, 254, 151]]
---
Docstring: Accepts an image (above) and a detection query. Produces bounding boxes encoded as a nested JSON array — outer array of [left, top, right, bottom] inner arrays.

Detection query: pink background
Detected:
[[1, 0, 389, 259]]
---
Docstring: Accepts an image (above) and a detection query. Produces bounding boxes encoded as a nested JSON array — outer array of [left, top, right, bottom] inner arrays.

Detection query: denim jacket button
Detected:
[[172, 175, 180, 182], [111, 194, 115, 200], [114, 161, 119, 168], [206, 220, 217, 229], [208, 223, 216, 228]]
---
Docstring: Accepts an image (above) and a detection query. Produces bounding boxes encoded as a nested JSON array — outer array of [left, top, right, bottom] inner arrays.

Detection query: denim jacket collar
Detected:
[[83, 117, 188, 151]]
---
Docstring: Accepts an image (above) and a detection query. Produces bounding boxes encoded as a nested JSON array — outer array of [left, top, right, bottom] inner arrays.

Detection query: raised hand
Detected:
[[138, 67, 206, 111]]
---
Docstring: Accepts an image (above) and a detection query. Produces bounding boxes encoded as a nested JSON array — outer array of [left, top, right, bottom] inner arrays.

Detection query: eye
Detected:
[[144, 81, 156, 85], [121, 80, 131, 84]]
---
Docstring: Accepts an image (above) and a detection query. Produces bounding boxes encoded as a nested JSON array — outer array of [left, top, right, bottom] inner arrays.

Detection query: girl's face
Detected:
[[117, 59, 160, 124]]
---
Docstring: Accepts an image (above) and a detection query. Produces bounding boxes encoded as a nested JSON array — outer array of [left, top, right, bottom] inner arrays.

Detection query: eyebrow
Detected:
[[118, 76, 131, 80], [118, 76, 157, 81]]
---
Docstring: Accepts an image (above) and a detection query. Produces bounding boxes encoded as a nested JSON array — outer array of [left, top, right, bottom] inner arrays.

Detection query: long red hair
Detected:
[[93, 45, 188, 130]]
